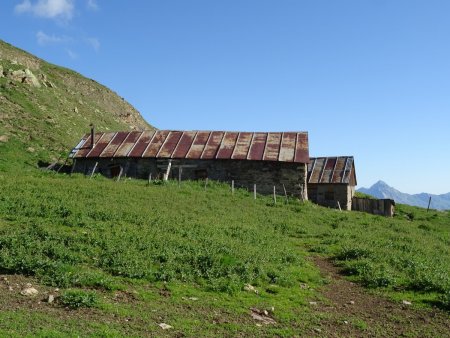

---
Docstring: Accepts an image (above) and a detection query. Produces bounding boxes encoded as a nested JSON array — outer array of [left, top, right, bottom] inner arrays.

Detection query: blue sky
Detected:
[[2, 0, 450, 194]]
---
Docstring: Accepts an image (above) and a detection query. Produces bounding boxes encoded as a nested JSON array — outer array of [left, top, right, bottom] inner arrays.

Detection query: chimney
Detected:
[[90, 124, 95, 148]]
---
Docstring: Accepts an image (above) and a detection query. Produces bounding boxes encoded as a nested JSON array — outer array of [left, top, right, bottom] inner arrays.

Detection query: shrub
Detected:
[[60, 289, 99, 309]]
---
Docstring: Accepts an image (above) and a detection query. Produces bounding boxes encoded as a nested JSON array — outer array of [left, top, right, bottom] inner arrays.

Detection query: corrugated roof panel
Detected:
[[128, 130, 155, 157], [247, 132, 267, 160], [263, 133, 282, 161], [100, 131, 129, 158], [172, 131, 197, 158], [278, 132, 296, 162], [74, 133, 103, 158], [320, 157, 336, 183], [331, 157, 346, 183], [114, 131, 142, 157], [294, 133, 309, 163], [86, 132, 115, 158], [309, 158, 325, 183], [186, 131, 210, 159], [342, 157, 354, 183], [72, 130, 310, 163], [308, 156, 355, 185], [231, 132, 253, 160], [70, 135, 89, 158], [201, 131, 224, 159], [216, 132, 239, 159], [143, 130, 170, 157], [157, 131, 183, 158]]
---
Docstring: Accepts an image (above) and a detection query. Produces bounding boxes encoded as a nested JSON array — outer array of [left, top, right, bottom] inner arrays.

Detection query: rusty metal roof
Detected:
[[307, 156, 356, 185], [71, 130, 310, 163]]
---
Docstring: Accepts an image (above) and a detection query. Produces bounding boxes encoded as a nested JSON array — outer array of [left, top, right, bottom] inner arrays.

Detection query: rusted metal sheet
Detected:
[[342, 157, 354, 183], [278, 132, 296, 162], [216, 132, 239, 159], [157, 131, 183, 158], [70, 134, 89, 158], [143, 130, 170, 157], [294, 133, 309, 163], [186, 131, 210, 159], [172, 131, 197, 158], [86, 132, 115, 158], [308, 158, 325, 183], [263, 133, 282, 161], [100, 131, 129, 158], [74, 133, 103, 158], [320, 157, 336, 183], [114, 131, 142, 157], [247, 132, 267, 160], [128, 130, 156, 157], [308, 156, 355, 185], [201, 131, 224, 159], [72, 130, 310, 163], [331, 157, 345, 183], [231, 132, 253, 160]]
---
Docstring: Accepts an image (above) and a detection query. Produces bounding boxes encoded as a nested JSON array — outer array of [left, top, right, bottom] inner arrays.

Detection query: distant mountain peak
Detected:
[[358, 181, 450, 210]]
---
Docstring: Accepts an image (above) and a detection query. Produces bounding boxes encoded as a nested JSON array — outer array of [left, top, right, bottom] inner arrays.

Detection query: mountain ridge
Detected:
[[358, 180, 450, 210], [0, 39, 154, 170]]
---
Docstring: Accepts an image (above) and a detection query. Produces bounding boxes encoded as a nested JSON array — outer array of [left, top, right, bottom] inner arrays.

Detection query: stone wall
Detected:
[[73, 158, 308, 198], [307, 183, 355, 210]]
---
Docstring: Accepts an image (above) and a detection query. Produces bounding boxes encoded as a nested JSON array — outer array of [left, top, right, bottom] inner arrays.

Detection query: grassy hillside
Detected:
[[0, 39, 153, 171], [0, 172, 449, 336]]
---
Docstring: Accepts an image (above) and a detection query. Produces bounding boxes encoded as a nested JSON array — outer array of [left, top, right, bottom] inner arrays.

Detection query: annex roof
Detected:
[[307, 156, 356, 185], [71, 130, 309, 163]]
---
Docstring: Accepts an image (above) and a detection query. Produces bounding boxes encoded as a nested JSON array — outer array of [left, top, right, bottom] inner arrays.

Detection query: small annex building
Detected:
[[307, 156, 356, 210], [70, 130, 310, 198]]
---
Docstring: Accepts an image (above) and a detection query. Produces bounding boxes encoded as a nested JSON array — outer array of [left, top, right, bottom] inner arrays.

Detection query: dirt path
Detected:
[[311, 257, 450, 337]]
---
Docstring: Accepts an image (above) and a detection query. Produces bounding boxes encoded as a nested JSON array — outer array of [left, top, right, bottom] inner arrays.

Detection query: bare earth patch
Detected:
[[311, 257, 450, 337]]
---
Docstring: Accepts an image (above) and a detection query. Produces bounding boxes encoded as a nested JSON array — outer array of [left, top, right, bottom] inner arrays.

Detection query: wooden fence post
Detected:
[[148, 172, 152, 184], [231, 180, 235, 194], [253, 184, 256, 200], [273, 186, 277, 204], [117, 166, 124, 182], [427, 196, 432, 212], [282, 184, 288, 203], [204, 178, 208, 190], [90, 162, 98, 179]]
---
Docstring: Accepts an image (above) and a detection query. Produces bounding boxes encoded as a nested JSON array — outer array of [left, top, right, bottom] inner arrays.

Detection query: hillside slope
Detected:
[[358, 180, 450, 210], [0, 39, 153, 170]]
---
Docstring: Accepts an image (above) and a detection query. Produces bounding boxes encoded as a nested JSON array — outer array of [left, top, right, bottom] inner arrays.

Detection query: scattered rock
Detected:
[[158, 323, 173, 330], [74, 107, 79, 114], [402, 300, 412, 306], [8, 286, 13, 291], [343, 320, 349, 324], [188, 297, 198, 301], [314, 328, 322, 333], [27, 147, 35, 153], [54, 288, 60, 292], [47, 294, 55, 303], [250, 308, 276, 325], [6, 68, 40, 87], [309, 301, 318, 306], [243, 284, 258, 294], [348, 300, 355, 305], [20, 287, 38, 296], [300, 283, 309, 289], [0, 65, 3, 77]]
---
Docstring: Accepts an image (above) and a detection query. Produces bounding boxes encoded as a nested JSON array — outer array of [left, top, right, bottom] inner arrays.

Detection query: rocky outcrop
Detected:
[[6, 68, 41, 87]]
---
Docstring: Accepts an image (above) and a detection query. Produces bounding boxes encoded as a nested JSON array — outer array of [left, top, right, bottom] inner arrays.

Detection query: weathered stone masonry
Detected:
[[74, 158, 308, 197]]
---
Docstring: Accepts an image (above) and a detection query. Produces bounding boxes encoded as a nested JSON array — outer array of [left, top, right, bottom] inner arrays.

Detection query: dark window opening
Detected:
[[325, 191, 335, 201]]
